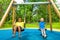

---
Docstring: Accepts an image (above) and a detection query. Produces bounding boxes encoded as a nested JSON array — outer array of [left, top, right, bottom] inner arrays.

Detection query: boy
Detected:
[[39, 18, 47, 38], [13, 18, 25, 37]]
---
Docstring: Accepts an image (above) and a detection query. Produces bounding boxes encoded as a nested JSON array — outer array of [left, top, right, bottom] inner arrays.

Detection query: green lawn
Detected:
[[26, 22, 60, 29], [0, 22, 60, 29]]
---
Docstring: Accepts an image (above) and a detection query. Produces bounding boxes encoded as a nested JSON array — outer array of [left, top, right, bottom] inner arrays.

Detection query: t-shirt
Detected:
[[39, 22, 45, 29], [15, 22, 24, 29]]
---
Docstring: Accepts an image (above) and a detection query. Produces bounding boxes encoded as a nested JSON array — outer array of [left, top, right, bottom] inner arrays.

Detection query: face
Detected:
[[18, 18, 22, 22], [40, 18, 44, 22]]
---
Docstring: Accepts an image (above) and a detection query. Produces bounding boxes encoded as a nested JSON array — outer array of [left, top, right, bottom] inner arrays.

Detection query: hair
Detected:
[[38, 18, 45, 22], [16, 17, 22, 22]]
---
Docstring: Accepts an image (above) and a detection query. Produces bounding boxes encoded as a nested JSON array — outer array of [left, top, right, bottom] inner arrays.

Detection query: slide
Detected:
[[0, 0, 14, 27], [50, 0, 60, 18]]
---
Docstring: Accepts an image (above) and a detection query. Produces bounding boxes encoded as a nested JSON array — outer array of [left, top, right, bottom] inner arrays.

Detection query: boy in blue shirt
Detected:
[[39, 18, 47, 38]]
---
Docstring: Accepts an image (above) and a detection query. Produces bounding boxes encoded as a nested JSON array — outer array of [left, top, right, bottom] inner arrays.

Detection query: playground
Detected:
[[0, 0, 60, 40], [0, 29, 60, 40]]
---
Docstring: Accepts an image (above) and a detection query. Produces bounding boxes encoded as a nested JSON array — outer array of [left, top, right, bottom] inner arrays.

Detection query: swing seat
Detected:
[[13, 27, 24, 32], [38, 29, 47, 31], [13, 23, 25, 32]]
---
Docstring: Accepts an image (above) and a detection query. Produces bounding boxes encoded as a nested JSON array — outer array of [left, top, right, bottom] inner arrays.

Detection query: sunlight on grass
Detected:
[[46, 22, 60, 29], [26, 23, 39, 28], [26, 22, 60, 29], [0, 22, 60, 29]]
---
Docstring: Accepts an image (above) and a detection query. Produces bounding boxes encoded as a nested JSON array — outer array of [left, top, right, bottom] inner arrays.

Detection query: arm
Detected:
[[24, 18, 26, 28], [39, 22, 40, 29], [13, 19, 16, 27], [24, 17, 26, 23], [44, 22, 45, 27]]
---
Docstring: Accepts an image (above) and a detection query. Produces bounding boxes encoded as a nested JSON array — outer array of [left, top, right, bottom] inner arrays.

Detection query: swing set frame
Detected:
[[12, 0, 52, 31]]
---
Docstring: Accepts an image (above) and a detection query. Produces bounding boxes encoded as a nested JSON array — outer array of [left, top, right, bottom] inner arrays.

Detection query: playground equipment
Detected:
[[0, 0, 60, 31], [0, 0, 14, 27], [50, 0, 60, 18], [0, 29, 60, 40], [13, 2, 50, 5]]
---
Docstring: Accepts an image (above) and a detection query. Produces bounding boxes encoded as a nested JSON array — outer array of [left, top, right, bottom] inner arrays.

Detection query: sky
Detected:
[[56, 0, 60, 9], [56, 0, 60, 4], [14, 0, 24, 4], [14, 0, 60, 4], [14, 0, 60, 9]]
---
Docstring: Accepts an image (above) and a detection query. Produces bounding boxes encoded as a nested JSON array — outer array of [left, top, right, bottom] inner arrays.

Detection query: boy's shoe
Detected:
[[42, 34, 44, 37], [43, 35, 47, 38]]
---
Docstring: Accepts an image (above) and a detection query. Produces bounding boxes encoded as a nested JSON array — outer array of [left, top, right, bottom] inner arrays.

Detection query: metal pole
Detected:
[[13, 2, 50, 5]]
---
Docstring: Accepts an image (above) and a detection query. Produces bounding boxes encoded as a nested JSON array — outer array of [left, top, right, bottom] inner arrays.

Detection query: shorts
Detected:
[[16, 27, 24, 31], [13, 26, 24, 32]]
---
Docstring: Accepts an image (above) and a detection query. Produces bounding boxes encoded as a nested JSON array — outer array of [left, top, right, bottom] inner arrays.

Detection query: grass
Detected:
[[46, 22, 60, 29], [26, 22, 60, 29], [0, 22, 60, 29]]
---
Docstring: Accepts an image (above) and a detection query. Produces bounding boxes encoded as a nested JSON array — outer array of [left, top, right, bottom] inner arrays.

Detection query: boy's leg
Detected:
[[43, 29, 47, 37], [18, 26, 21, 37], [13, 26, 17, 37], [41, 29, 44, 36]]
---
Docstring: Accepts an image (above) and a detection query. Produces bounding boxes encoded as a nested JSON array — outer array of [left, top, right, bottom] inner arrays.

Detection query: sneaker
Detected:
[[44, 35, 47, 38]]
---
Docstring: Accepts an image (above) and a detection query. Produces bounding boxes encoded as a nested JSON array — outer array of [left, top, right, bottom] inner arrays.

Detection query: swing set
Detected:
[[0, 0, 60, 32]]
